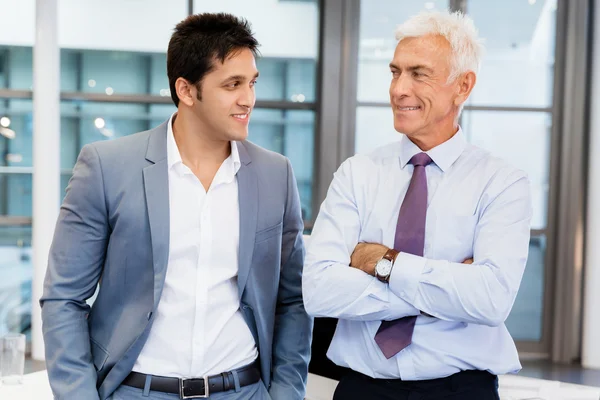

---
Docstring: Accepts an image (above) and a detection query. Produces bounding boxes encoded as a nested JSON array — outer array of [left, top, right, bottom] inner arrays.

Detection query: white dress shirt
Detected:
[[133, 114, 258, 378], [304, 128, 532, 380]]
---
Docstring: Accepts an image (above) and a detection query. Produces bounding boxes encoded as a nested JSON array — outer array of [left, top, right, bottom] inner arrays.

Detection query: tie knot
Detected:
[[409, 152, 432, 167]]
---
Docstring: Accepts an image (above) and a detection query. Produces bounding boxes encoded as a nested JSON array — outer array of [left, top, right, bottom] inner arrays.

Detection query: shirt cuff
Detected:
[[389, 251, 428, 305], [367, 277, 420, 320]]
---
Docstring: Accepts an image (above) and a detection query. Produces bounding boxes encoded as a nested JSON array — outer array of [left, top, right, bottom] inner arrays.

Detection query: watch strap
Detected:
[[383, 248, 399, 263], [376, 248, 398, 283]]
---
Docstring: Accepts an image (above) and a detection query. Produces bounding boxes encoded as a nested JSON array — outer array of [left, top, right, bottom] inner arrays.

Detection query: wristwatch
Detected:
[[375, 248, 399, 283]]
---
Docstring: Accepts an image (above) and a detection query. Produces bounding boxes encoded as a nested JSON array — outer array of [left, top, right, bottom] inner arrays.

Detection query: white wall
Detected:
[[58, 0, 187, 53], [0, 0, 36, 46], [0, 0, 186, 52], [194, 0, 319, 59], [0, 0, 318, 58]]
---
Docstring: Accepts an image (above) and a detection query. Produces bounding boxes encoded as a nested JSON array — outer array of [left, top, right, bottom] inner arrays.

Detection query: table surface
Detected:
[[1, 371, 599, 400]]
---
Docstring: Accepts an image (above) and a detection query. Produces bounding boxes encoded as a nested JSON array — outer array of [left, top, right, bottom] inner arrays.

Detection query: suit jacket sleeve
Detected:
[[268, 158, 314, 400], [40, 144, 108, 400]]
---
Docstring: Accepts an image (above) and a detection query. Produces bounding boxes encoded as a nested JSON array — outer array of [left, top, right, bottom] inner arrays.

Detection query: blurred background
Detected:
[[2, 0, 600, 385]]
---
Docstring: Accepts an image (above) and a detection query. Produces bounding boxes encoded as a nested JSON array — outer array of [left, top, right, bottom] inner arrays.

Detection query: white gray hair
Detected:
[[395, 10, 484, 83]]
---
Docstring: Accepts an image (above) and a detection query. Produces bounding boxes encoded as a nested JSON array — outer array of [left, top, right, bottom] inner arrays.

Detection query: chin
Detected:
[[229, 131, 249, 142], [394, 122, 415, 135]]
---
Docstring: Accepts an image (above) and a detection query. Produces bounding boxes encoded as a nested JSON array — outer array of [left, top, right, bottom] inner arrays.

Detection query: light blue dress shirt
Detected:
[[303, 129, 533, 380]]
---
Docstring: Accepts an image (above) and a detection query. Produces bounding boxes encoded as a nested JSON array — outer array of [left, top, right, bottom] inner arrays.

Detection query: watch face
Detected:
[[376, 259, 393, 276]]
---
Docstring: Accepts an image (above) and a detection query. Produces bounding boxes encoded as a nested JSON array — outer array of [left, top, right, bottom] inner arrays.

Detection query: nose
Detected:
[[238, 85, 255, 110], [389, 74, 412, 100]]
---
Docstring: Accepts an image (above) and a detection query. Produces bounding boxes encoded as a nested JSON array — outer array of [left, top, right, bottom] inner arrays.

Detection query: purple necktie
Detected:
[[374, 152, 432, 359]]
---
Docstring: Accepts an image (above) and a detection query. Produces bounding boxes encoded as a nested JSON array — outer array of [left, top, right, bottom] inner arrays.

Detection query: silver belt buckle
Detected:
[[179, 376, 209, 399]]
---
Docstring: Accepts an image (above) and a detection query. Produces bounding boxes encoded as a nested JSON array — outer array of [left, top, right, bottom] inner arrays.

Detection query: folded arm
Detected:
[[387, 173, 533, 326], [303, 160, 420, 322]]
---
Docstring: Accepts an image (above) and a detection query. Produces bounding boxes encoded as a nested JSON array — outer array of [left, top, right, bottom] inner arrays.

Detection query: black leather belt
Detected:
[[123, 360, 261, 399]]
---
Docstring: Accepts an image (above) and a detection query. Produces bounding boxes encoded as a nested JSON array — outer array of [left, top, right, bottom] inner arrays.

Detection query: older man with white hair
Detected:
[[304, 10, 532, 400]]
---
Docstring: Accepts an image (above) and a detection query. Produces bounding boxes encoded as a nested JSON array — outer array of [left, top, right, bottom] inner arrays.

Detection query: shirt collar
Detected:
[[399, 126, 467, 172], [166, 113, 182, 170], [166, 112, 241, 178], [228, 140, 242, 178]]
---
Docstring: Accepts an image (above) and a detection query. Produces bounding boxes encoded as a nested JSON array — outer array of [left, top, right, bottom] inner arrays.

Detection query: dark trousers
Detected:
[[333, 369, 500, 400]]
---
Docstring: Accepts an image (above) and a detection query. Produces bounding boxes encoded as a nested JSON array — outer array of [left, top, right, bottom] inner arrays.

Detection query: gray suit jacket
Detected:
[[40, 121, 313, 400]]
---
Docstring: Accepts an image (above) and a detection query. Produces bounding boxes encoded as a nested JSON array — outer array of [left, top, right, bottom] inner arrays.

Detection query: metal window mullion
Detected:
[[314, 0, 347, 223], [550, 0, 592, 364]]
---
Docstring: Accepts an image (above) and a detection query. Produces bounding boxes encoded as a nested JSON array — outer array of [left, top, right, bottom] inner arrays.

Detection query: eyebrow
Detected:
[[389, 63, 433, 73], [222, 72, 260, 83]]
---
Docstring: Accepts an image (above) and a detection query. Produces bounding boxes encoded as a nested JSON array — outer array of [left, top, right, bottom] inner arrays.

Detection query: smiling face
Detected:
[[178, 48, 259, 142], [389, 34, 474, 147]]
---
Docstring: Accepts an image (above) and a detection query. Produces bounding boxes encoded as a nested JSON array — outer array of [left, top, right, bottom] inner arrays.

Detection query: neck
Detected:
[[172, 109, 231, 170], [409, 117, 459, 151]]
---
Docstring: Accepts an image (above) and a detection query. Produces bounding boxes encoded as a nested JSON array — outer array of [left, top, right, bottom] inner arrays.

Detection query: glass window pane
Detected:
[[0, 174, 32, 217], [355, 106, 398, 154], [60, 49, 79, 92], [0, 225, 32, 338], [0, 100, 33, 168], [283, 110, 314, 221], [0, 100, 77, 210], [255, 58, 316, 102], [193, 0, 319, 103], [357, 0, 450, 103], [284, 58, 316, 103], [505, 235, 545, 341], [61, 116, 78, 170], [254, 59, 285, 101], [0, 49, 5, 88], [466, 0, 557, 107], [59, 50, 170, 96], [461, 110, 550, 230], [0, 100, 83, 171], [75, 50, 152, 95], [0, 47, 33, 91], [250, 109, 315, 220], [150, 53, 170, 98]]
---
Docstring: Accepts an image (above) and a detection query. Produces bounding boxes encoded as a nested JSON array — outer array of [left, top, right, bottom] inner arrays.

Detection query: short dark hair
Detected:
[[167, 13, 260, 106]]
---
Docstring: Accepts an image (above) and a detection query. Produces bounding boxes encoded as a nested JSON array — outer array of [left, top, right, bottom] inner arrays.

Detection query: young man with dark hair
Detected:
[[41, 13, 312, 400]]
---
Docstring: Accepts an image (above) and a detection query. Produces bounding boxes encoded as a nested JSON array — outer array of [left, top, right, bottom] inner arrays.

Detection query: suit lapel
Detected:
[[143, 123, 170, 309], [237, 142, 257, 298]]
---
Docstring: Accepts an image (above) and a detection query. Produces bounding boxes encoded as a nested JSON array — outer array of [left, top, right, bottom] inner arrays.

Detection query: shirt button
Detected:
[[147, 312, 153, 320]]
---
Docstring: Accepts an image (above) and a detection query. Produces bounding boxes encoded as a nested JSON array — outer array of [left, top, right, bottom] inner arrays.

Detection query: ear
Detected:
[[175, 77, 196, 107], [454, 71, 477, 107]]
